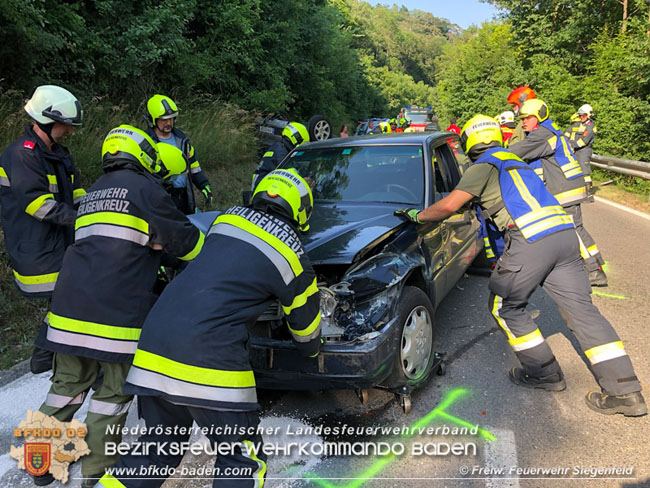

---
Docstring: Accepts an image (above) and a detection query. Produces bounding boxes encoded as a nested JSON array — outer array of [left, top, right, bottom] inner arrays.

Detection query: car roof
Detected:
[[303, 132, 455, 149]]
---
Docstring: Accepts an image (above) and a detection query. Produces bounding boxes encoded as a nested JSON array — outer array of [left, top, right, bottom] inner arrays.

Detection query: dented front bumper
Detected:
[[250, 314, 400, 390]]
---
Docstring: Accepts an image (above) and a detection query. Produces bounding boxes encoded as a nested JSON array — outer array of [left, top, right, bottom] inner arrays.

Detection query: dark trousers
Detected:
[[488, 228, 640, 395], [102, 396, 267, 488], [564, 204, 603, 272]]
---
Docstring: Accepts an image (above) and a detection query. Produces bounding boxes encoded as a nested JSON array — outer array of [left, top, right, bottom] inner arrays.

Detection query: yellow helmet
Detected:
[[101, 125, 162, 175], [518, 99, 549, 122], [157, 143, 187, 178], [282, 122, 309, 147], [252, 168, 313, 232], [459, 115, 503, 160], [146, 94, 178, 126]]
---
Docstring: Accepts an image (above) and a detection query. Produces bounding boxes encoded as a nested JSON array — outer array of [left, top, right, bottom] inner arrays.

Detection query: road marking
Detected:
[[594, 196, 650, 222], [304, 388, 496, 488], [484, 428, 519, 488]]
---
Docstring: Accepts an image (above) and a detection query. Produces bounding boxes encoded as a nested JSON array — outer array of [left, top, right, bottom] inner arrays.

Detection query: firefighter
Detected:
[[508, 99, 607, 286], [0, 85, 85, 374], [395, 115, 646, 417], [144, 94, 212, 214], [506, 86, 536, 145], [565, 104, 597, 192], [97, 168, 322, 488], [252, 122, 310, 190], [497, 111, 516, 145], [34, 125, 204, 487]]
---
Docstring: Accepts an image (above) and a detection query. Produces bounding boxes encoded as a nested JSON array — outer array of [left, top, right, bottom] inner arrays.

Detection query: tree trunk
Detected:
[[621, 0, 628, 33]]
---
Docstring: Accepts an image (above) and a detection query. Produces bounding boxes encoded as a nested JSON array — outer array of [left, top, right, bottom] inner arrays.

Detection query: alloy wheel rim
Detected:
[[400, 305, 433, 379], [313, 120, 331, 140]]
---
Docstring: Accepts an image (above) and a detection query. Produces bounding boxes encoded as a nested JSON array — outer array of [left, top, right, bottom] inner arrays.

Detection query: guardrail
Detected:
[[591, 154, 650, 180]]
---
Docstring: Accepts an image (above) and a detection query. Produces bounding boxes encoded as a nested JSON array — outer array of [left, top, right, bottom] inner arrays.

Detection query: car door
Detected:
[[434, 140, 479, 293], [417, 141, 449, 308]]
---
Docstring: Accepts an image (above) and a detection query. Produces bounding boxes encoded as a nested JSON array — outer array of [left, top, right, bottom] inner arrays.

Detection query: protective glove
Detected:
[[201, 185, 214, 205], [394, 208, 422, 224]]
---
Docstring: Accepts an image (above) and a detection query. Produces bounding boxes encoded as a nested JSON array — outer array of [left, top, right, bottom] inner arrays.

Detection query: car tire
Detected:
[[307, 115, 332, 141], [382, 286, 435, 390]]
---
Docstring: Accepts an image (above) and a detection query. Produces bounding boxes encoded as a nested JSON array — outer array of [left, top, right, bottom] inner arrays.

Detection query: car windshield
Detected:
[[279, 145, 424, 205], [406, 112, 430, 124]]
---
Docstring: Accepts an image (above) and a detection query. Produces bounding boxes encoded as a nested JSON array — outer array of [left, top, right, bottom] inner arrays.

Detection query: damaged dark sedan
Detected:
[[192, 133, 481, 411]]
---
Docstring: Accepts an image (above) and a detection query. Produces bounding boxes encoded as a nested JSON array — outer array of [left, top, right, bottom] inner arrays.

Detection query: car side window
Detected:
[[429, 142, 451, 195], [434, 143, 462, 189]]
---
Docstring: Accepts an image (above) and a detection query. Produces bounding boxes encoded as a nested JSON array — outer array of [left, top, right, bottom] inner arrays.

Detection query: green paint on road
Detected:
[[592, 290, 627, 300], [303, 388, 495, 487]]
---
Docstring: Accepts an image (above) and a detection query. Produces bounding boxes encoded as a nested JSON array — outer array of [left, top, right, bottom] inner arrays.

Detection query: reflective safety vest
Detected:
[[539, 119, 583, 180], [124, 206, 322, 411], [0, 126, 84, 298], [474, 148, 575, 243], [36, 165, 204, 363]]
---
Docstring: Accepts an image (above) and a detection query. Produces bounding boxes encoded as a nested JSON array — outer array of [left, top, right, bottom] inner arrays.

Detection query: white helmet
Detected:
[[24, 85, 83, 126], [577, 104, 593, 117], [497, 111, 515, 125]]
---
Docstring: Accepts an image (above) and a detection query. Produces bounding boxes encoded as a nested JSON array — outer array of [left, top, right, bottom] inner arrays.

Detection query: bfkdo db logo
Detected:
[[10, 411, 91, 484], [25, 443, 51, 476]]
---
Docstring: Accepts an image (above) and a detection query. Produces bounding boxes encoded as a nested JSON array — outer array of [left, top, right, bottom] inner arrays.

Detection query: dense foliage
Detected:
[[0, 0, 649, 156]]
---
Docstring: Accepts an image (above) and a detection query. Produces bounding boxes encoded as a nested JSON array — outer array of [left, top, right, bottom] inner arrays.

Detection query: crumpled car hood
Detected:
[[187, 202, 406, 266], [302, 202, 406, 265]]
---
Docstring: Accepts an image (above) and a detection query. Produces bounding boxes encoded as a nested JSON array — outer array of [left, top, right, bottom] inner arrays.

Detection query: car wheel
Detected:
[[307, 115, 332, 141], [382, 286, 435, 389]]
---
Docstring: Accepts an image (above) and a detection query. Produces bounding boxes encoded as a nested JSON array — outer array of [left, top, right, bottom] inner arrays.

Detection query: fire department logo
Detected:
[[25, 443, 51, 476]]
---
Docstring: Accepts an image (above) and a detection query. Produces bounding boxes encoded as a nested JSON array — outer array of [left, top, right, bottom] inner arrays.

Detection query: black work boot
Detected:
[[585, 391, 648, 417], [30, 347, 54, 374], [81, 473, 104, 488], [32, 472, 54, 486], [589, 268, 608, 287], [508, 367, 566, 391]]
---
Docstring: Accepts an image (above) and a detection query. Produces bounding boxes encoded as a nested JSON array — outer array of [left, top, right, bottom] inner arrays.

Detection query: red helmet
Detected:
[[507, 86, 536, 108]]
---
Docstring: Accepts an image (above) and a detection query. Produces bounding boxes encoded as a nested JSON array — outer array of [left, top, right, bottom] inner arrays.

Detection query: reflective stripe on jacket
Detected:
[[0, 126, 83, 298], [36, 165, 204, 363], [473, 148, 575, 242], [509, 120, 587, 207], [124, 205, 321, 411]]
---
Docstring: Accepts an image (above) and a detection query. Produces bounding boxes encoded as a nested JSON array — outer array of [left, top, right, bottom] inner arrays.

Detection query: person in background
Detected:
[[497, 111, 516, 146], [340, 124, 349, 138], [144, 94, 213, 214], [365, 120, 382, 135], [445, 117, 461, 135], [506, 86, 536, 145], [425, 114, 440, 132], [252, 122, 310, 189], [565, 104, 597, 192], [508, 99, 607, 287], [0, 85, 84, 375]]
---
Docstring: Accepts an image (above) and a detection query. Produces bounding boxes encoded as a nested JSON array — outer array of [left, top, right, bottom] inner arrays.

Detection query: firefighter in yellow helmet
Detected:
[[394, 115, 646, 418], [509, 99, 607, 286], [145, 94, 213, 214], [97, 168, 321, 488], [34, 125, 204, 486], [252, 122, 310, 190], [0, 85, 86, 375]]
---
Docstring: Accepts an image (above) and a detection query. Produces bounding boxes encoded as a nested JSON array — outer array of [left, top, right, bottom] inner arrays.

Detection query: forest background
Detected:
[[1, 0, 649, 366]]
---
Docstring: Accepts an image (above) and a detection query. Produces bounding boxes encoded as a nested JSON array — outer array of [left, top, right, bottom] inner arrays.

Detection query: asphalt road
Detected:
[[1, 199, 648, 488]]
